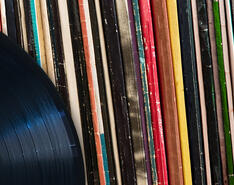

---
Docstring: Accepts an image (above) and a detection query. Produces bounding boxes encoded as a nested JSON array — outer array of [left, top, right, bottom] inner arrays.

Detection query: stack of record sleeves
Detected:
[[0, 0, 234, 184]]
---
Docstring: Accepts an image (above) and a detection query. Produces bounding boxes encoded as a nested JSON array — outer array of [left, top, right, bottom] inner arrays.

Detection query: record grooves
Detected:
[[0, 33, 85, 185]]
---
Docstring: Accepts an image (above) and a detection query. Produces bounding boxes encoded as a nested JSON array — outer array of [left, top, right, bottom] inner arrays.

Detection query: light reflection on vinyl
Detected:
[[0, 33, 85, 185]]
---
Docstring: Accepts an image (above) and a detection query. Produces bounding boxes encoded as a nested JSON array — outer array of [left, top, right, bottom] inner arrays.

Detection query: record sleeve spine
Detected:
[[213, 1, 234, 183], [138, 0, 171, 184], [191, 0, 212, 184], [88, 0, 117, 183], [78, 0, 110, 184], [99, 0, 137, 183], [197, 1, 223, 184], [206, 1, 228, 184], [131, 0, 158, 184], [162, 0, 193, 184], [115, 0, 148, 184]]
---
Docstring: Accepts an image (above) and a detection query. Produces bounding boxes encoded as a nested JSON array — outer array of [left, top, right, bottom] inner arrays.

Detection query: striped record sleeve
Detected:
[[13, 0, 24, 47], [212, 0, 233, 184], [23, 0, 36, 60], [160, 0, 193, 184], [12, 0, 28, 53], [131, 0, 158, 184], [39, 0, 55, 83], [191, 0, 211, 184], [99, 0, 137, 184], [29, 0, 41, 66], [218, 0, 234, 183], [34, 0, 47, 72], [206, 1, 228, 184], [139, 0, 173, 184], [66, 0, 100, 184], [197, 0, 223, 184], [93, 0, 122, 183], [177, 0, 204, 184], [45, 0, 70, 110], [87, 0, 117, 184], [115, 0, 148, 184], [224, 0, 234, 163], [78, 0, 110, 184], [126, 1, 152, 184]]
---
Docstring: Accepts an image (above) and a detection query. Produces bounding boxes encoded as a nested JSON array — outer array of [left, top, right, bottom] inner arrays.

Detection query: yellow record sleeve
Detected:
[[166, 0, 193, 184]]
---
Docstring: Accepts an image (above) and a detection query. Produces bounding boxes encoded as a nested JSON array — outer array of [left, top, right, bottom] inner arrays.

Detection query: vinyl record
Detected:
[[5, 0, 17, 41], [131, 1, 157, 184], [78, 0, 111, 184], [127, 0, 153, 184], [0, 32, 85, 185], [99, 0, 136, 184], [196, 1, 223, 184], [115, 0, 148, 184], [138, 0, 170, 184], [92, 0, 122, 184], [176, 1, 205, 184], [29, 0, 41, 66], [23, 0, 36, 59], [16, 0, 28, 51], [212, 1, 234, 184], [216, 0, 234, 183], [34, 0, 48, 72], [206, 1, 228, 184], [224, 0, 234, 160], [45, 0, 70, 110], [191, 1, 211, 184], [87, 0, 116, 184], [153, 0, 192, 184], [39, 0, 55, 84], [231, 0, 234, 26], [225, 0, 234, 96], [12, 0, 24, 47], [56, 0, 91, 184], [66, 0, 100, 184]]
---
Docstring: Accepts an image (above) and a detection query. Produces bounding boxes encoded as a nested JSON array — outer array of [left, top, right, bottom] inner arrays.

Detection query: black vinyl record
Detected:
[[66, 1, 100, 185], [0, 33, 85, 185], [176, 0, 207, 184], [87, 0, 116, 184], [99, 0, 136, 184], [196, 1, 223, 184], [5, 0, 17, 41], [12, 0, 24, 46], [45, 0, 70, 110], [22, 0, 36, 59]]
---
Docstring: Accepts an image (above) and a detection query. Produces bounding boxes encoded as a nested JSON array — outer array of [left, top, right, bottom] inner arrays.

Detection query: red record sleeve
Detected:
[[138, 0, 168, 184]]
